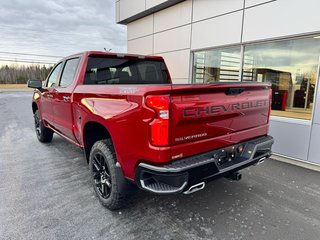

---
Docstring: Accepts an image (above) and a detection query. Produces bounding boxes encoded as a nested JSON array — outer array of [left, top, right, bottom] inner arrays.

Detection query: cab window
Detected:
[[47, 63, 62, 88], [59, 58, 80, 87]]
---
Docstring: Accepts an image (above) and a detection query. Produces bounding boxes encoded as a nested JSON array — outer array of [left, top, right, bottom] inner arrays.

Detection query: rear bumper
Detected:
[[135, 135, 274, 194]]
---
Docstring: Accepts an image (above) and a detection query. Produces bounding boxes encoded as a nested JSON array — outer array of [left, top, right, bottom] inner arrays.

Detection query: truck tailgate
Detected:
[[170, 83, 271, 145]]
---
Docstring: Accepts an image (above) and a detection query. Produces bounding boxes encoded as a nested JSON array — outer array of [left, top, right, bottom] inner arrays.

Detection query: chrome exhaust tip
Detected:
[[183, 182, 205, 195], [255, 157, 266, 166]]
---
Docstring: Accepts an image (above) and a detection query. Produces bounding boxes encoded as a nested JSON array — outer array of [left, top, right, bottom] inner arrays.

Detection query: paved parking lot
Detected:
[[1, 91, 320, 240]]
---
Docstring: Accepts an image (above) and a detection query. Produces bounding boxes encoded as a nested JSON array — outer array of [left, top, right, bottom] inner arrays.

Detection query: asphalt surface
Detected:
[[1, 91, 320, 240]]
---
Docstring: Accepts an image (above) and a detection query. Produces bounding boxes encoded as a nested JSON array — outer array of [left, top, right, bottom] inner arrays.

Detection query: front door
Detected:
[[41, 62, 63, 126]]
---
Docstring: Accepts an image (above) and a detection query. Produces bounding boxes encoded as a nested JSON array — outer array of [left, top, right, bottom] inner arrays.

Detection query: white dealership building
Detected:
[[115, 0, 320, 167]]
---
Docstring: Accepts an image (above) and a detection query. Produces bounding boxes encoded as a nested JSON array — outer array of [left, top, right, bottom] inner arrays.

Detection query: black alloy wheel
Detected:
[[89, 140, 136, 210], [34, 111, 41, 138], [92, 152, 112, 199], [33, 110, 53, 143]]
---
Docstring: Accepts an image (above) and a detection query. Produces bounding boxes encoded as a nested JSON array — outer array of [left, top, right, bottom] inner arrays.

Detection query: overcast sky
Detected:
[[0, 0, 127, 63]]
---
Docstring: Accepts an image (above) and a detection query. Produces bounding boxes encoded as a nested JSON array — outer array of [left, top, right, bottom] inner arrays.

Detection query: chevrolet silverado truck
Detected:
[[28, 51, 274, 210]]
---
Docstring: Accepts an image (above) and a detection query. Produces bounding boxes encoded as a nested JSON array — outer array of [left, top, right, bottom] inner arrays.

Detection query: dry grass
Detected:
[[0, 84, 28, 89]]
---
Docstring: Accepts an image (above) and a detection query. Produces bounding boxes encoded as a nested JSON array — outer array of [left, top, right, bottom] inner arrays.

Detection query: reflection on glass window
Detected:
[[244, 37, 319, 120], [193, 47, 241, 83]]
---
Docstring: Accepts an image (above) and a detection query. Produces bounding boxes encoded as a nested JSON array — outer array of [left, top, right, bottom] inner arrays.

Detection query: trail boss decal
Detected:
[[183, 100, 268, 118]]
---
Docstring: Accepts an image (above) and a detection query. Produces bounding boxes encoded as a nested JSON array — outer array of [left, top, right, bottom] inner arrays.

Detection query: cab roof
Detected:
[[61, 51, 164, 62]]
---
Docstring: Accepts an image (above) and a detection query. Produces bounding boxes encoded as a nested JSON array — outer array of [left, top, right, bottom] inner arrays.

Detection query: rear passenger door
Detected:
[[52, 58, 80, 142]]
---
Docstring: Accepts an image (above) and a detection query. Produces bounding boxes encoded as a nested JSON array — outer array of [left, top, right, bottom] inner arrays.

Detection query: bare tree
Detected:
[[0, 64, 53, 84]]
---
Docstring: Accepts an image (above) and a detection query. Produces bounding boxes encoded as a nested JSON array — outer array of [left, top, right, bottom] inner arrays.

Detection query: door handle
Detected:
[[63, 96, 71, 102]]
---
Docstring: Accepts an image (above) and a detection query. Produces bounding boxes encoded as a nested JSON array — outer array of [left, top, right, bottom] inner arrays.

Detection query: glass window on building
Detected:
[[193, 46, 241, 83], [192, 36, 320, 120], [244, 37, 320, 120]]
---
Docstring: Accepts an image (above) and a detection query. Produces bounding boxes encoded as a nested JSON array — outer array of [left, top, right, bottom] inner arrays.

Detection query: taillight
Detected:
[[146, 95, 169, 146]]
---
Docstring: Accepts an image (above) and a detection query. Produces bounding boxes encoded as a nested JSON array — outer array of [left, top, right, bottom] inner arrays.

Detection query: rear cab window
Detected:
[[84, 56, 170, 85]]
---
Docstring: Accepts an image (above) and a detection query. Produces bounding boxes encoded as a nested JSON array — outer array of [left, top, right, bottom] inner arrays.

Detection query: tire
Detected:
[[34, 110, 53, 143], [89, 139, 135, 210]]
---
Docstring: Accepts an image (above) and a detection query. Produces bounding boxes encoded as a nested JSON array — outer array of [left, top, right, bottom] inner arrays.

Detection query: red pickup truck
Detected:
[[28, 51, 274, 210]]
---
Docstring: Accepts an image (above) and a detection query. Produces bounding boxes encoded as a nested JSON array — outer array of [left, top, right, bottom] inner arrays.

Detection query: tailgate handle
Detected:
[[225, 87, 245, 95]]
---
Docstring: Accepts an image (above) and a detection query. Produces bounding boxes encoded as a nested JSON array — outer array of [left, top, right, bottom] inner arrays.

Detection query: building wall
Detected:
[[117, 0, 320, 165], [115, 0, 185, 23], [125, 0, 193, 83]]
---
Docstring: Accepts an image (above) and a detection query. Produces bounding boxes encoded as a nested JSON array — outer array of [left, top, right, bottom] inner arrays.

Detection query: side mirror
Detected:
[[27, 79, 42, 89]]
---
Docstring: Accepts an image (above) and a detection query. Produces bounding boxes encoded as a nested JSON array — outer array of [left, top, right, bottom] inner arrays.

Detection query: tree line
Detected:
[[0, 64, 53, 84]]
